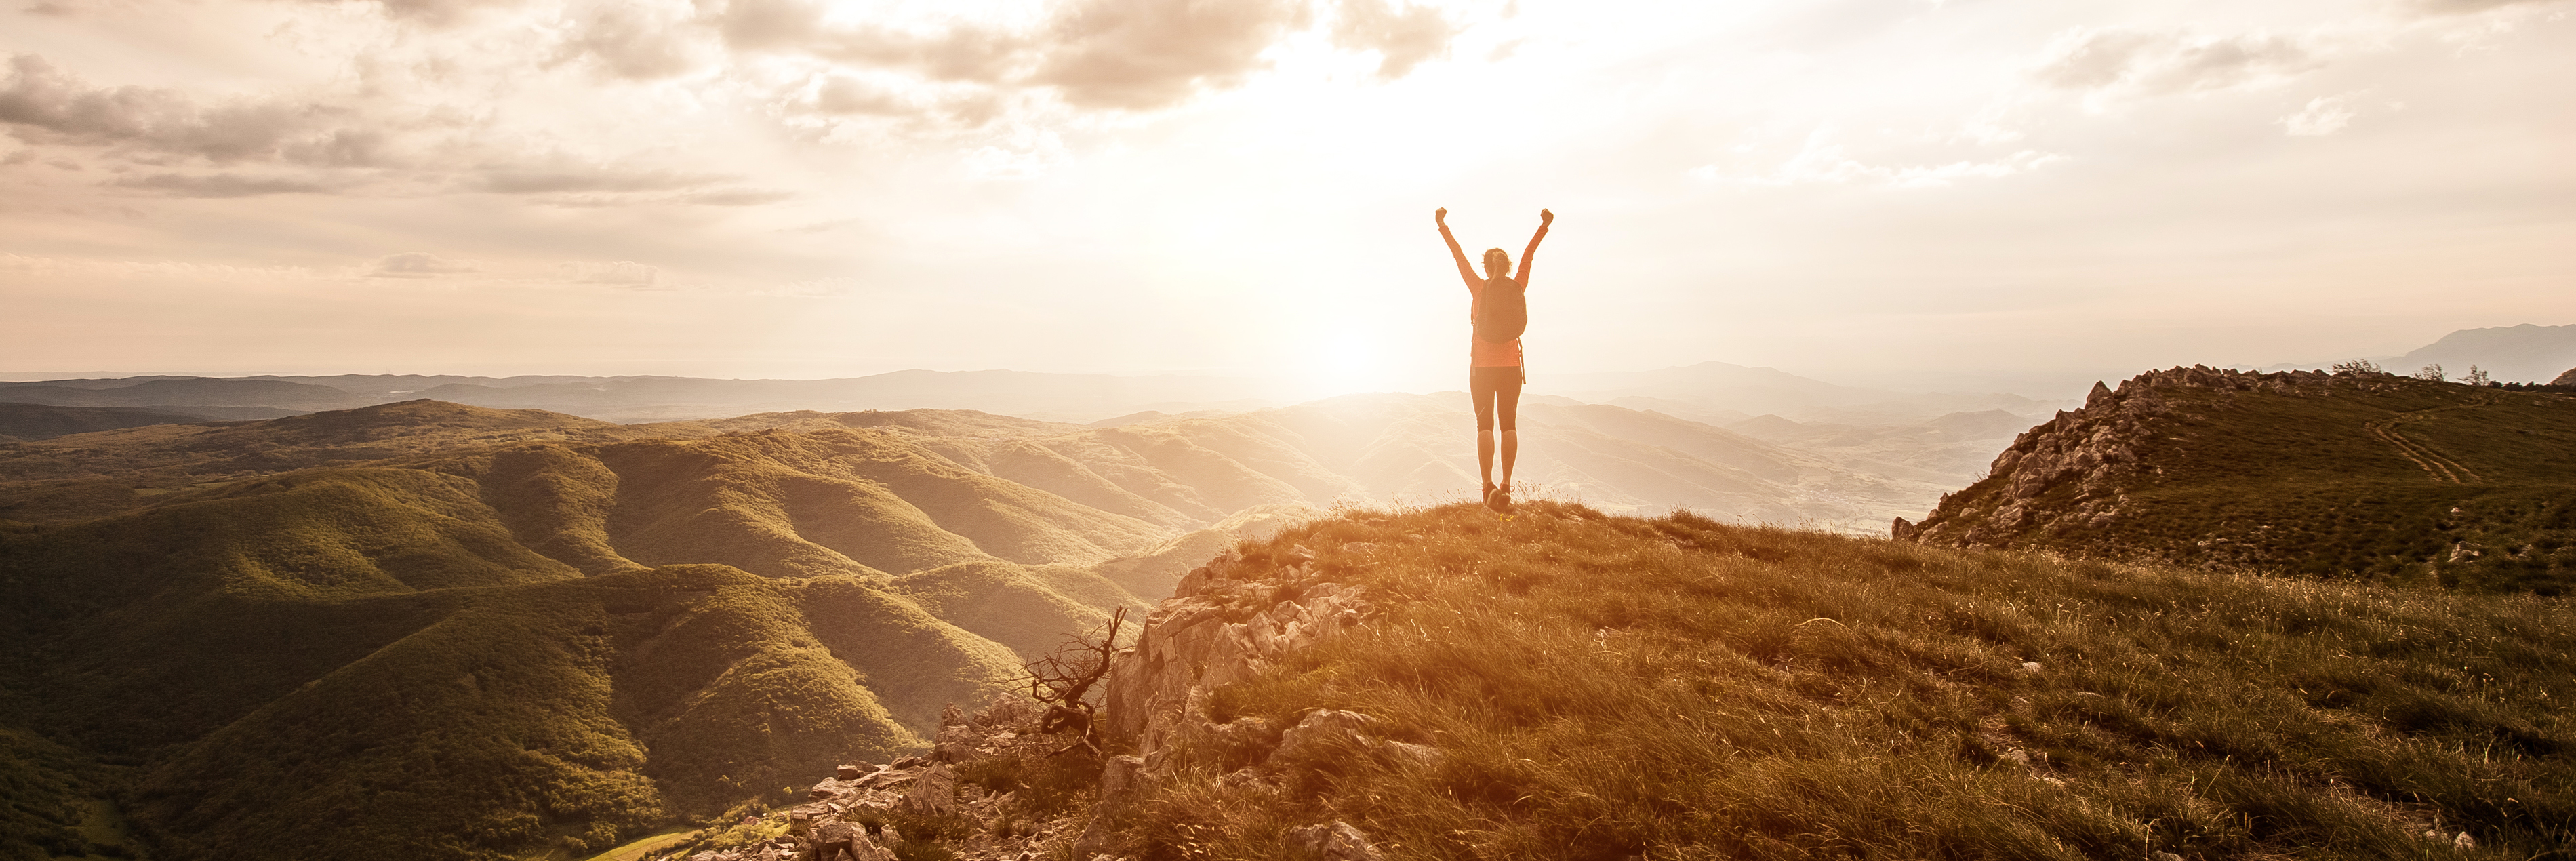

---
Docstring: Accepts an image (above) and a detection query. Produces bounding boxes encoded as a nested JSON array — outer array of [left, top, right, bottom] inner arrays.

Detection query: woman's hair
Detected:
[[1482, 248, 1511, 276]]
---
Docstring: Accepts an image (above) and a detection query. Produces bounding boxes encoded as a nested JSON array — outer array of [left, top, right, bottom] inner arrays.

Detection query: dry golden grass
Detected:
[[1109, 501, 2575, 860]]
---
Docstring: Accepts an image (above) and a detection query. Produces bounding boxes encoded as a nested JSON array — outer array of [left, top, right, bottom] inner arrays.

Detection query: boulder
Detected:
[[1272, 710, 1378, 763], [898, 763, 958, 816], [973, 692, 1047, 731], [1285, 821, 1386, 861]]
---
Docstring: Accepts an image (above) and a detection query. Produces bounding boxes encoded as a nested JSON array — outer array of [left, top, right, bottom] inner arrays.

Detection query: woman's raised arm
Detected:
[[1514, 208, 1553, 285], [1436, 207, 1478, 289]]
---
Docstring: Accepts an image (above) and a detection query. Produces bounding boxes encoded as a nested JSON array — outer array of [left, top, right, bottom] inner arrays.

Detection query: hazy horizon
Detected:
[[5, 0, 2573, 397]]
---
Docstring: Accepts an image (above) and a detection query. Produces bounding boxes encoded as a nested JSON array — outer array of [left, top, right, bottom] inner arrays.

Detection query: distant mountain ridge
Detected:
[[2392, 323, 2576, 383], [0, 369, 1276, 424], [0, 361, 2072, 428], [1535, 361, 2069, 424]]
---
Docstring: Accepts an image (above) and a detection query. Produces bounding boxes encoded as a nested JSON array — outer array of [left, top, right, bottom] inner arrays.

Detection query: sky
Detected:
[[2, 0, 2572, 399]]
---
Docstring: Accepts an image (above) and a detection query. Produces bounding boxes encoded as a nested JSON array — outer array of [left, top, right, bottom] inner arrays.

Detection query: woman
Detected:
[[1436, 207, 1552, 512]]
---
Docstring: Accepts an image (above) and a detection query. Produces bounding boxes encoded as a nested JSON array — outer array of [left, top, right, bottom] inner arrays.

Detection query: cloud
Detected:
[[2281, 92, 2364, 136], [108, 172, 331, 197], [2400, 0, 2567, 15], [2034, 28, 2320, 102], [809, 75, 917, 116], [0, 54, 331, 163], [1331, 0, 1460, 79], [367, 252, 479, 278], [1032, 0, 1312, 109], [361, 0, 526, 27], [559, 260, 664, 287], [816, 24, 1027, 84], [1702, 140, 2064, 188], [560, 1, 709, 79], [477, 163, 735, 193], [673, 188, 794, 205]]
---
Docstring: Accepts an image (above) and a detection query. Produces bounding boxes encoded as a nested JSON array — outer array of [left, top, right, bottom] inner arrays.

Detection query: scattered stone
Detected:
[[2020, 661, 2042, 673], [1217, 766, 1272, 791], [1273, 710, 1379, 763], [898, 763, 957, 816], [1377, 740, 1445, 769], [975, 692, 1046, 730], [2152, 852, 2182, 861], [1098, 755, 1148, 806], [1285, 820, 1386, 861], [2453, 832, 2476, 851], [834, 763, 864, 780], [1998, 748, 2031, 767]]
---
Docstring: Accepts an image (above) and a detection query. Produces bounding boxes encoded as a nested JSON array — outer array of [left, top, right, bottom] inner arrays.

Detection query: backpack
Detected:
[[1474, 275, 1527, 343]]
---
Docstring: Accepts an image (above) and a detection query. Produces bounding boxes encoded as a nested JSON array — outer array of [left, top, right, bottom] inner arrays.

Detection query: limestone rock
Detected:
[[1106, 551, 1375, 761], [898, 763, 957, 816], [1285, 820, 1386, 861], [1273, 709, 1379, 763], [974, 692, 1046, 730]]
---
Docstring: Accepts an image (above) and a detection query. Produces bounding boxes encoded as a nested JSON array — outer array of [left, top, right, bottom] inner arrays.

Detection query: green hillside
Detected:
[[1092, 502, 2575, 860], [0, 403, 1174, 860], [1901, 367, 2576, 593]]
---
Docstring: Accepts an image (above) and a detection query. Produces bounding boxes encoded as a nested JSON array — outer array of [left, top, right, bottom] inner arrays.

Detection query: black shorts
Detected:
[[1470, 365, 1524, 432]]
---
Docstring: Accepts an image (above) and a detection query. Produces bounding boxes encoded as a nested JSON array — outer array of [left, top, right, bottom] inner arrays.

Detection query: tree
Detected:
[[2331, 359, 2382, 375], [2463, 365, 2491, 386], [2415, 363, 2446, 382], [1023, 606, 1127, 753]]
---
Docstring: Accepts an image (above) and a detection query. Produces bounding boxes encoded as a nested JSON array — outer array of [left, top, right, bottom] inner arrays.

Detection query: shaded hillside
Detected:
[[11, 561, 1026, 860], [682, 502, 2576, 860], [0, 378, 367, 412], [0, 402, 1184, 860], [0, 402, 214, 442], [0, 400, 662, 525], [1898, 367, 2576, 593]]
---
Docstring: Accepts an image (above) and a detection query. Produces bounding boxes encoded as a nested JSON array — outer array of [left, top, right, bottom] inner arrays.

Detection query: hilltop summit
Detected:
[[668, 501, 2576, 860], [1896, 365, 2576, 592]]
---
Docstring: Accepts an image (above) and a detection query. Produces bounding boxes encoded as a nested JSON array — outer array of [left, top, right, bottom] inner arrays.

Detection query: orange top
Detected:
[[1442, 218, 1548, 369]]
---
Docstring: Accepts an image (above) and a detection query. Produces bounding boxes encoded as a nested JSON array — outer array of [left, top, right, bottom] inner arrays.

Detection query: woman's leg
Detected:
[[1495, 366, 1522, 492], [1470, 368, 1500, 497]]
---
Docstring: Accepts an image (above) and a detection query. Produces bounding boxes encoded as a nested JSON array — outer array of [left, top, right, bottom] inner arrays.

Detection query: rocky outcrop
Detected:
[[1899, 366, 2348, 548], [1106, 544, 1378, 765], [687, 538, 1399, 861], [681, 693, 1066, 861]]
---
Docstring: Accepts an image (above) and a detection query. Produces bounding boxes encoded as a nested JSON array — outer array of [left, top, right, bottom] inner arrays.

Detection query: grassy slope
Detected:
[[1114, 502, 2573, 860], [0, 407, 1169, 860], [102, 565, 1024, 861], [1929, 376, 2576, 593], [0, 726, 129, 860]]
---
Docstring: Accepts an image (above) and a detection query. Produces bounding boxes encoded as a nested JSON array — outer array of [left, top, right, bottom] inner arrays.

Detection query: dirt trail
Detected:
[[2365, 394, 2492, 484]]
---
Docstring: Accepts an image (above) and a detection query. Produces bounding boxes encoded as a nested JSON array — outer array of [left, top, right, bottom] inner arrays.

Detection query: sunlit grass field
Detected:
[[1111, 501, 2574, 860]]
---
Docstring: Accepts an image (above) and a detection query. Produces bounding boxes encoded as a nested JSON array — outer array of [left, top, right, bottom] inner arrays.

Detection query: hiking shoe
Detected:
[[1485, 485, 1513, 514]]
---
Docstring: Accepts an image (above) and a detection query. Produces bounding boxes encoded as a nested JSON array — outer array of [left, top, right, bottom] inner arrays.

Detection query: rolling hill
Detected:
[[0, 391, 1996, 859], [1897, 366, 2576, 593]]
